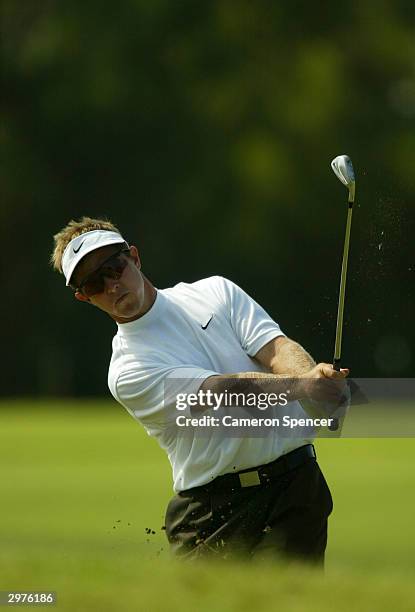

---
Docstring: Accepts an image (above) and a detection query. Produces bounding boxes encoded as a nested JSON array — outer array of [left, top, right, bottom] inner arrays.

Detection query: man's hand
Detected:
[[303, 363, 349, 379], [298, 363, 349, 405]]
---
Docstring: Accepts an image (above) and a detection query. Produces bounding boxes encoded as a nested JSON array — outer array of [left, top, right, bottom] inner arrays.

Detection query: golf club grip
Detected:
[[333, 358, 341, 371]]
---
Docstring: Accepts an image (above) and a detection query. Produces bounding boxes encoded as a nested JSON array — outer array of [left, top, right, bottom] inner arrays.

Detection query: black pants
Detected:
[[165, 449, 333, 564]]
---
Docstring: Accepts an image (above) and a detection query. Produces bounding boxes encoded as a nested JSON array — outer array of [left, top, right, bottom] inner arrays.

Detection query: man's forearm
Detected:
[[200, 339, 316, 402], [269, 339, 316, 377], [200, 371, 306, 402]]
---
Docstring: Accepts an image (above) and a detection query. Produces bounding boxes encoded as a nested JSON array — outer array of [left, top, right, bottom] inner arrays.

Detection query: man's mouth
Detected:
[[115, 293, 128, 306]]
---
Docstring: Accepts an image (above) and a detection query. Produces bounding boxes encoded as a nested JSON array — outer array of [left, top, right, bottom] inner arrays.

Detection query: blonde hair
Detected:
[[50, 216, 121, 273]]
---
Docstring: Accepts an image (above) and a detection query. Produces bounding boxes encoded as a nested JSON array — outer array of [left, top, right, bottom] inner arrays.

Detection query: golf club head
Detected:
[[331, 155, 356, 202]]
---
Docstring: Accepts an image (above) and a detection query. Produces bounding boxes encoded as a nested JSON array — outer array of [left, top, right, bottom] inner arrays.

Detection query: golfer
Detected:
[[51, 217, 349, 564]]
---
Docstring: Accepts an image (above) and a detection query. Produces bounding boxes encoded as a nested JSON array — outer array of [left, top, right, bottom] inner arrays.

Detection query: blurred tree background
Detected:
[[2, 0, 414, 396]]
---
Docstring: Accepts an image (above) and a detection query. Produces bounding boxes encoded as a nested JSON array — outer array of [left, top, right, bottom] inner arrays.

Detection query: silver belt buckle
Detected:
[[239, 470, 261, 487]]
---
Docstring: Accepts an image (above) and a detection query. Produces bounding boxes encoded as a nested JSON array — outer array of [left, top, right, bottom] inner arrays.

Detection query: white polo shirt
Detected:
[[108, 276, 311, 492]]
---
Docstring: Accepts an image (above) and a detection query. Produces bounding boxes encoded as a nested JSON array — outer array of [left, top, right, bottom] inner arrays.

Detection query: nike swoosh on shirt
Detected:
[[73, 240, 85, 254], [201, 314, 214, 330]]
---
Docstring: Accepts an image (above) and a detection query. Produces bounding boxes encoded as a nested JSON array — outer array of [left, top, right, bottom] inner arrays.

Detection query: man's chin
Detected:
[[114, 295, 141, 320]]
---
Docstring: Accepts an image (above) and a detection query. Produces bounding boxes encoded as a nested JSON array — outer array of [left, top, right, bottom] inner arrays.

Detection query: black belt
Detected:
[[200, 444, 316, 493]]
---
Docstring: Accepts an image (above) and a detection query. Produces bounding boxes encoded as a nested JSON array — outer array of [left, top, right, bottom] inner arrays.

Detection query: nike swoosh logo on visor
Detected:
[[201, 314, 214, 330], [73, 240, 85, 254]]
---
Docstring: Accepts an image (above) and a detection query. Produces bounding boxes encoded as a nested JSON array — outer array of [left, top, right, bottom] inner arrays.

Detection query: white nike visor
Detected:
[[62, 230, 127, 286]]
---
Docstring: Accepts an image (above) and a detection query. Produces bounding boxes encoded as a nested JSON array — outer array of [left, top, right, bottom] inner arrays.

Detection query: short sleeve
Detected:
[[214, 277, 285, 356], [111, 364, 219, 427]]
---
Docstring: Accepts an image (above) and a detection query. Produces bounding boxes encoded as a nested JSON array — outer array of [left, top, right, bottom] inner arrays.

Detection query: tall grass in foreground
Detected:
[[1, 400, 414, 611]]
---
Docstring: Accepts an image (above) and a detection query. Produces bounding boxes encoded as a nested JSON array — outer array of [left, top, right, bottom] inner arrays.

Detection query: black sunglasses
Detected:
[[74, 246, 131, 297]]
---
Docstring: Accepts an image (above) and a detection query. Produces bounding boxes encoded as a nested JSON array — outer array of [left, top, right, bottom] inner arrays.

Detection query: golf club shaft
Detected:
[[333, 202, 353, 370]]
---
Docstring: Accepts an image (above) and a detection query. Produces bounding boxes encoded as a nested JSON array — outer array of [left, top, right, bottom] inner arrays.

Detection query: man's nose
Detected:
[[105, 276, 120, 293]]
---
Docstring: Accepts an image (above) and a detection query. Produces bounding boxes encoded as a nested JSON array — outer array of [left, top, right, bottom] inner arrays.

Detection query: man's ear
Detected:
[[75, 291, 91, 303], [130, 245, 141, 270]]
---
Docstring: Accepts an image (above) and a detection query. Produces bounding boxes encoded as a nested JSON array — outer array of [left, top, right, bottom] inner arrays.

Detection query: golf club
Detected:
[[331, 154, 356, 371]]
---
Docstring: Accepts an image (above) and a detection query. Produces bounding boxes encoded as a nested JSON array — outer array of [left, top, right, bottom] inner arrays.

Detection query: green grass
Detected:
[[1, 399, 414, 611]]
